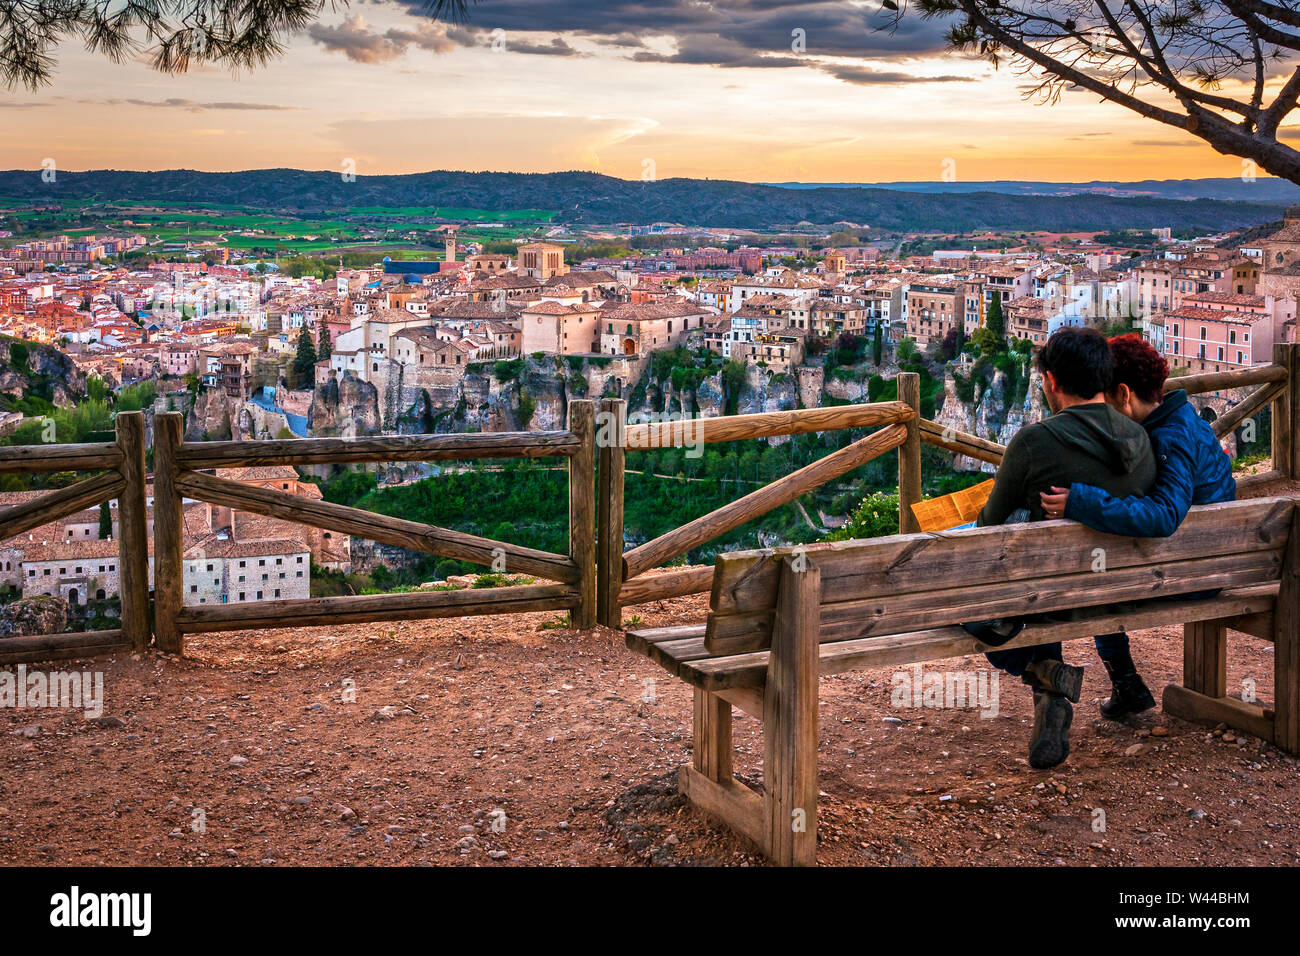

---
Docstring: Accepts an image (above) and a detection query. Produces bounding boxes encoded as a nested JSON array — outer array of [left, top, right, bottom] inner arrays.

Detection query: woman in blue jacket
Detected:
[[1040, 334, 1236, 719]]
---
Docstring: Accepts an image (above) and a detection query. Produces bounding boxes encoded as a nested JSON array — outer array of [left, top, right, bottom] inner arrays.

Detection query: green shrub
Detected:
[[826, 492, 900, 541]]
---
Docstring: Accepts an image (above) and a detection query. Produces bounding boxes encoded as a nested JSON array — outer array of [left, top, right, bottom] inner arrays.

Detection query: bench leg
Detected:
[[692, 688, 733, 783], [1183, 620, 1227, 698], [679, 691, 762, 852], [762, 557, 820, 867], [1165, 617, 1274, 742]]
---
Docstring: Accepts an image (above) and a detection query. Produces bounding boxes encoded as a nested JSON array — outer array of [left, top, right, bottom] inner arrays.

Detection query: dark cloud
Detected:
[[824, 64, 974, 85], [506, 36, 581, 56], [95, 98, 298, 111], [452, 30, 582, 56], [396, 0, 956, 64], [312, 2, 962, 82], [631, 35, 802, 69]]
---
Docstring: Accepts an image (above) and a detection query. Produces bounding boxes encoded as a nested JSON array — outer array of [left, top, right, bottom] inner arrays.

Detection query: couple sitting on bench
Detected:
[[965, 327, 1236, 770]]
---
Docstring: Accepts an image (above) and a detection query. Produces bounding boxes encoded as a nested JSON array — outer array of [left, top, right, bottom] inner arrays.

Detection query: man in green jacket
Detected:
[[973, 327, 1157, 769]]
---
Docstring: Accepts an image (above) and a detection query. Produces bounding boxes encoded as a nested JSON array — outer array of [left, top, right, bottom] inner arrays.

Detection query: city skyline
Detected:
[[3, 0, 1297, 183]]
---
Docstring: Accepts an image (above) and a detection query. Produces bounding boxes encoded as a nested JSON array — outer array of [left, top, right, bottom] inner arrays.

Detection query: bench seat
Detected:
[[627, 584, 1279, 692]]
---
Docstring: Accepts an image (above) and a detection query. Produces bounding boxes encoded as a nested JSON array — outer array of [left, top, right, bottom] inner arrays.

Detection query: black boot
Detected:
[[1099, 652, 1156, 720], [1029, 689, 1073, 769], [1022, 658, 1085, 703]]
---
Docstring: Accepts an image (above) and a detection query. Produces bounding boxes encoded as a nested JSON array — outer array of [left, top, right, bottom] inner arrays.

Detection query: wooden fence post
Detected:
[[1274, 342, 1300, 480], [596, 397, 626, 628], [897, 371, 922, 534], [568, 399, 597, 629], [114, 411, 150, 651], [153, 412, 185, 654], [1275, 506, 1300, 755]]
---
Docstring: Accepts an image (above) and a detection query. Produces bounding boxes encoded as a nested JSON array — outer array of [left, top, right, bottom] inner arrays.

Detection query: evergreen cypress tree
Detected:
[[872, 321, 883, 366], [317, 325, 332, 361], [294, 328, 317, 386], [985, 294, 1006, 343], [98, 501, 111, 539]]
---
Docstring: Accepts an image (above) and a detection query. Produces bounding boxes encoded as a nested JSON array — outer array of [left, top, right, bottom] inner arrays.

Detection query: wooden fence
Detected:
[[0, 411, 150, 665], [593, 341, 1300, 626], [150, 403, 597, 654], [597, 399, 916, 622], [0, 343, 1296, 660]]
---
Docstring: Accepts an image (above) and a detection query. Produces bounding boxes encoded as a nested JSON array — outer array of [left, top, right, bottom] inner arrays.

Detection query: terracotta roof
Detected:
[[1163, 306, 1263, 323], [1182, 291, 1267, 308], [599, 300, 707, 321], [185, 535, 308, 560], [216, 465, 299, 482]]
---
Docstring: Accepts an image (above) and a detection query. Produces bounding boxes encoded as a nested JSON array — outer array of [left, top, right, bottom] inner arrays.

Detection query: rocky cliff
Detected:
[[0, 337, 89, 408], [187, 388, 234, 441], [308, 371, 383, 438], [933, 363, 1047, 472], [303, 353, 900, 443], [0, 595, 68, 638]]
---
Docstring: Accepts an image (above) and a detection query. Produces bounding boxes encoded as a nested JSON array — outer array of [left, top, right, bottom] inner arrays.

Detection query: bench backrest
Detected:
[[705, 497, 1296, 656]]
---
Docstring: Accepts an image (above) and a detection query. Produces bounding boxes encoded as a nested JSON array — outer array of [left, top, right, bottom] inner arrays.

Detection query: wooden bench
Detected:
[[625, 496, 1300, 865]]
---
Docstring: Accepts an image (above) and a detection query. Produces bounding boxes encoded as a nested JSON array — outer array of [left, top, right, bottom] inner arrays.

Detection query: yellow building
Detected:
[[517, 242, 570, 280]]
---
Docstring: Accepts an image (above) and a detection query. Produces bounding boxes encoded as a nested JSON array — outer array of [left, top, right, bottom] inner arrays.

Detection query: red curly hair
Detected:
[[1108, 333, 1168, 405]]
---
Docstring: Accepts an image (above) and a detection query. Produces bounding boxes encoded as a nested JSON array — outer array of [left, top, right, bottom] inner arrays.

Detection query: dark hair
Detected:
[[1108, 333, 1168, 405], [1035, 327, 1113, 399]]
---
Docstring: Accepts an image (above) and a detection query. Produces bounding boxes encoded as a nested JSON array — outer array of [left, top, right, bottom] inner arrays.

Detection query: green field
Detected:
[[0, 198, 556, 257], [345, 205, 554, 221]]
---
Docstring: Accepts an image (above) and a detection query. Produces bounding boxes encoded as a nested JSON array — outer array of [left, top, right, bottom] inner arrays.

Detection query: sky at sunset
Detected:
[[1, 0, 1294, 183]]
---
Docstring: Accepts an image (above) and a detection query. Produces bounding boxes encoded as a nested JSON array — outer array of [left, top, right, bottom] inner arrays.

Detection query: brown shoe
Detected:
[[1022, 659, 1084, 703], [1029, 690, 1073, 770]]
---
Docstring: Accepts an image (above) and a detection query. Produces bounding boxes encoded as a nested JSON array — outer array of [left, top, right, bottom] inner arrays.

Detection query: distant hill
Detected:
[[768, 177, 1300, 204], [0, 168, 1285, 234]]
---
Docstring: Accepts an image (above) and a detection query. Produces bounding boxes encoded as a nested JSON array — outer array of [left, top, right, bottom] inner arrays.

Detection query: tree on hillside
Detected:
[[98, 501, 111, 539], [293, 327, 316, 387], [985, 292, 1006, 343], [318, 325, 332, 362], [884, 1, 1300, 184], [872, 321, 884, 366], [1, 0, 471, 89]]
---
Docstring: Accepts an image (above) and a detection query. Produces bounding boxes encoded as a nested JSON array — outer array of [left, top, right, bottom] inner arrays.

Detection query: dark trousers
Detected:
[[985, 642, 1062, 678], [986, 633, 1129, 678], [1093, 631, 1129, 661]]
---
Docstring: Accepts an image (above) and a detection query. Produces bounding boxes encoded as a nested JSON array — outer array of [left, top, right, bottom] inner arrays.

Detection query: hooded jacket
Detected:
[[978, 401, 1157, 527], [1063, 389, 1236, 537]]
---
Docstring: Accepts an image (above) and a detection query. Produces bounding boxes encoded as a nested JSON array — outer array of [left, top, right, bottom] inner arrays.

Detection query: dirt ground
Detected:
[[1, 587, 1297, 867]]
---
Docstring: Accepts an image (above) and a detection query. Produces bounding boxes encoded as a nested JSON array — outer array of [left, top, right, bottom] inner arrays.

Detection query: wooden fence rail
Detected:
[[599, 398, 916, 625], [0, 411, 149, 666], [151, 402, 598, 654]]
